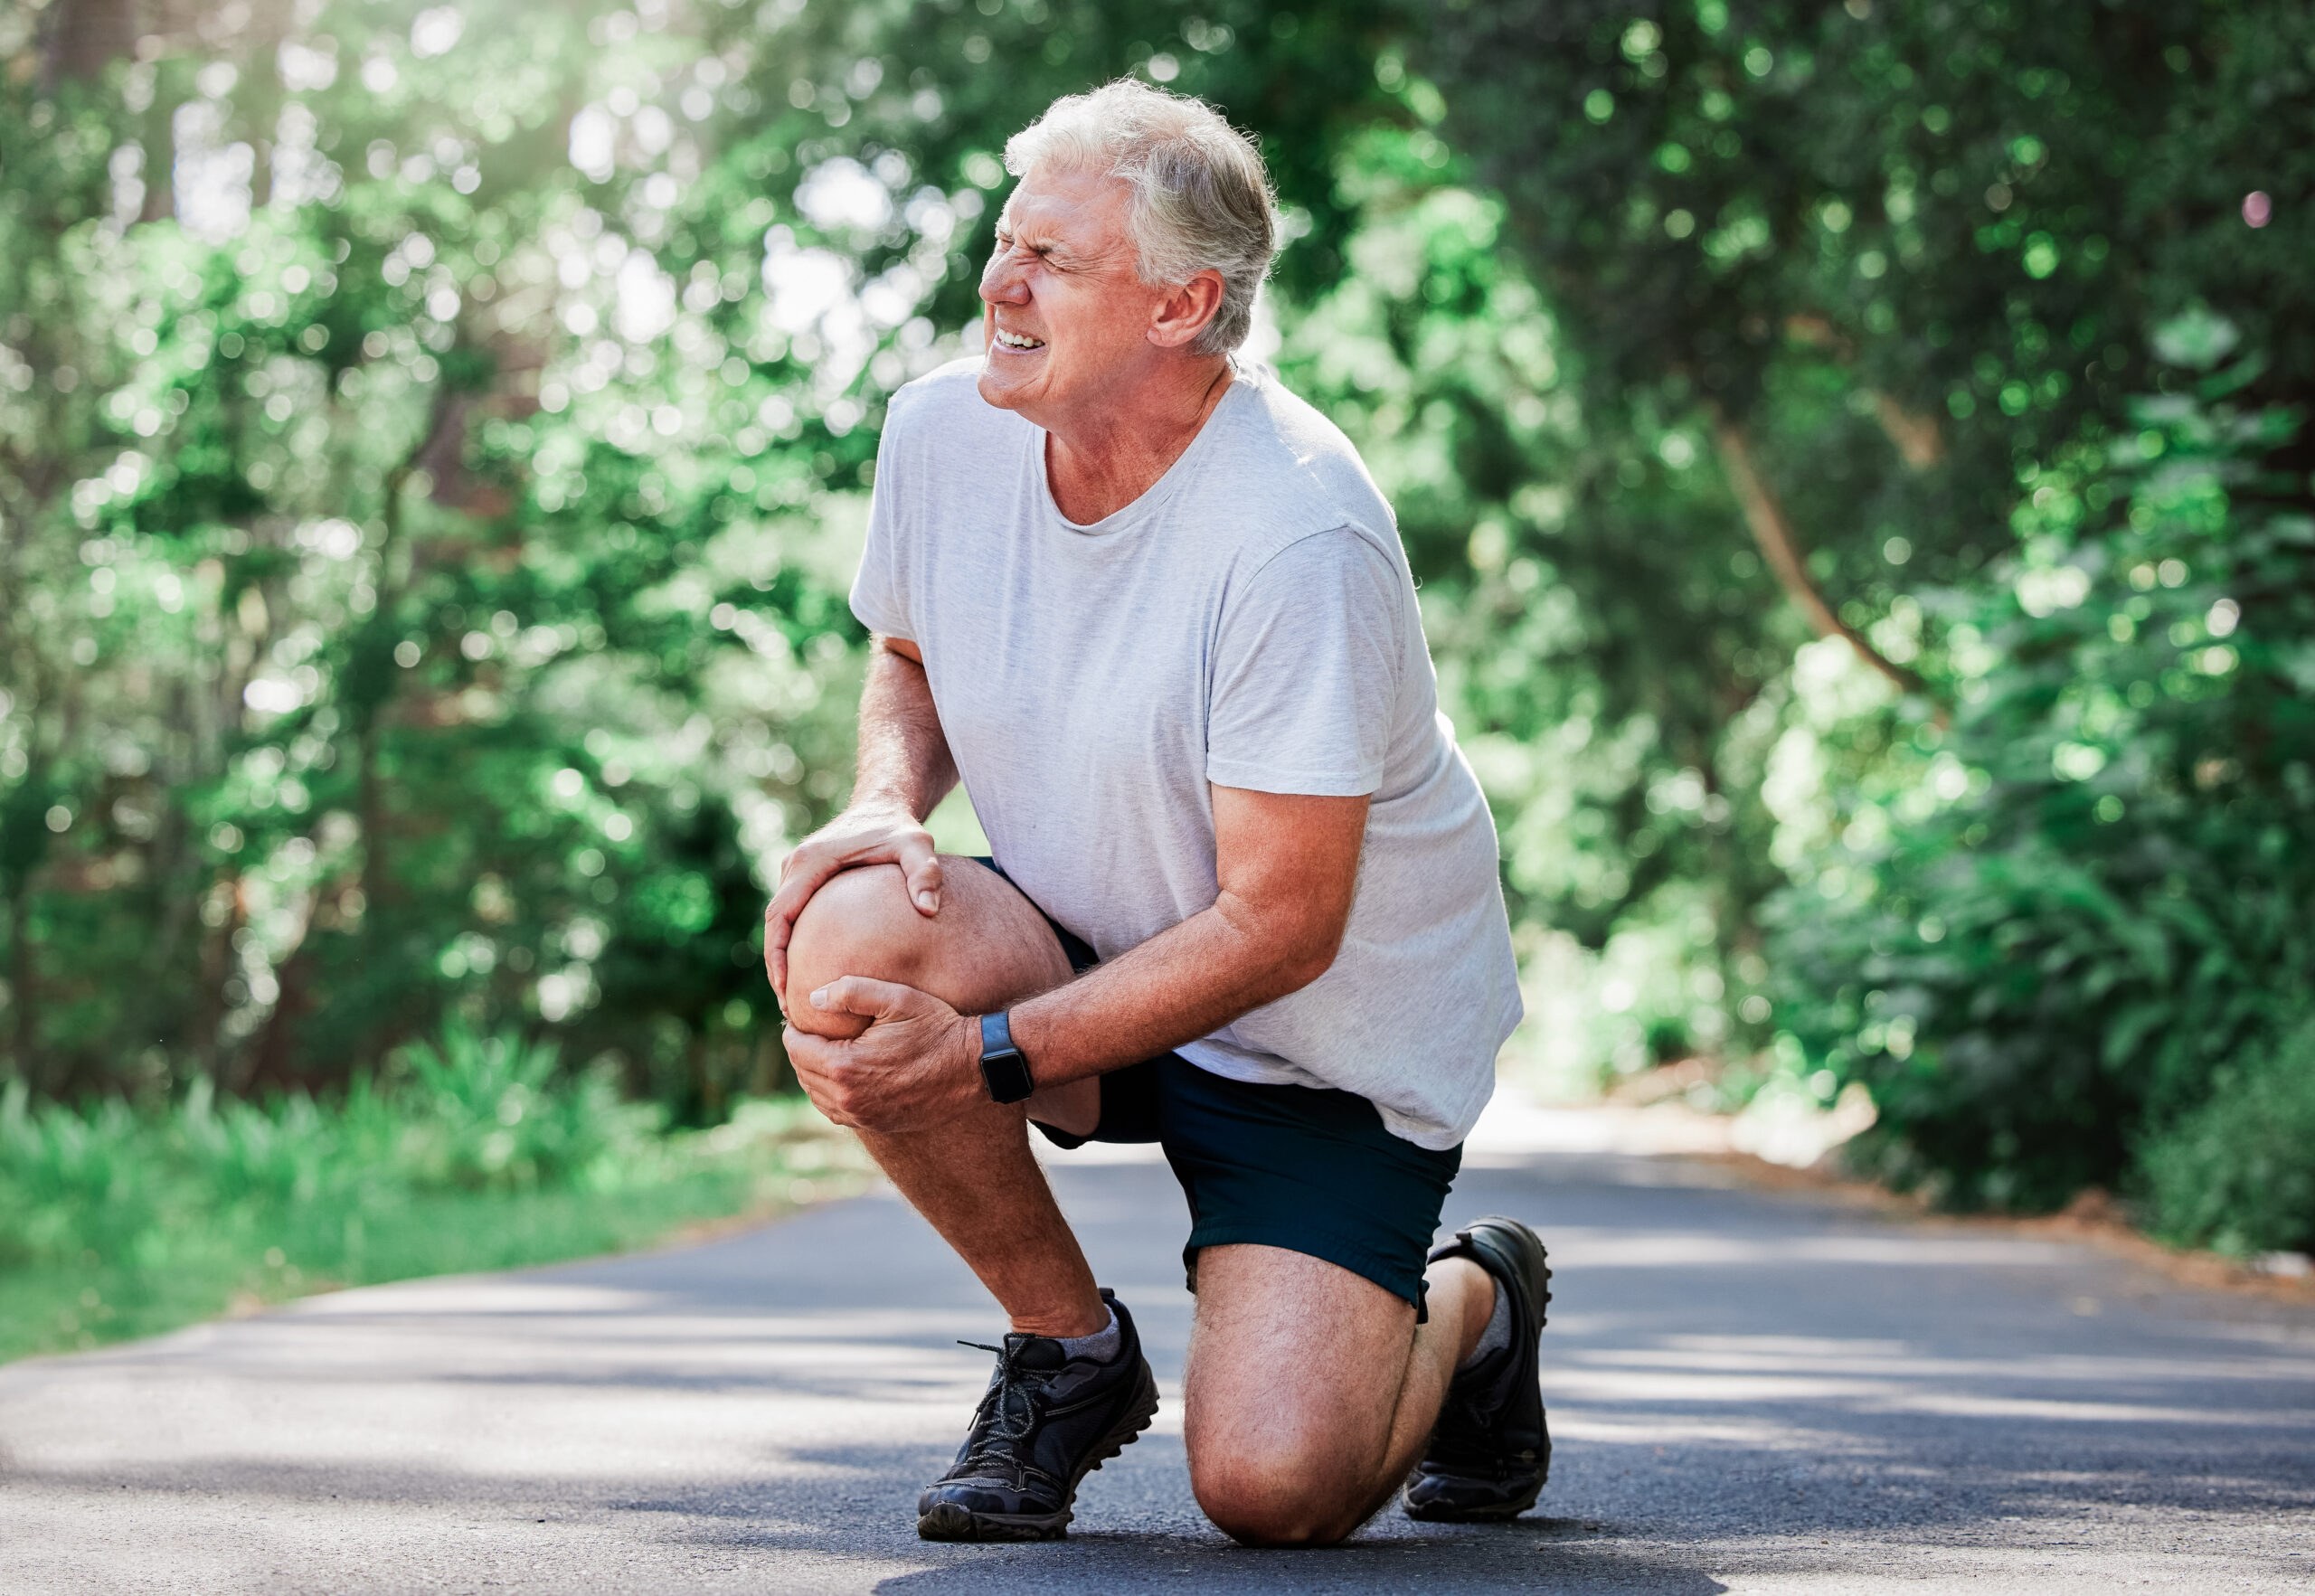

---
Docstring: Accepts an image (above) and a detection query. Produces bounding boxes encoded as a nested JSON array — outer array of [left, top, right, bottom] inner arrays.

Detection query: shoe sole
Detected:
[[915, 1361, 1161, 1543], [1402, 1473, 1544, 1523]]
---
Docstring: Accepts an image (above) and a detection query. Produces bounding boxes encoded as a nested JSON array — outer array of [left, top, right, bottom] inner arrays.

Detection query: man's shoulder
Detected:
[[1229, 364, 1358, 457], [886, 356, 1010, 436], [877, 357, 1030, 476], [1203, 364, 1397, 542]]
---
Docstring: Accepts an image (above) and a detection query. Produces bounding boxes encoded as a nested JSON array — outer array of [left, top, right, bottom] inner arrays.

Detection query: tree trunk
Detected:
[[138, 38, 180, 223], [1710, 413, 1934, 704], [195, 872, 241, 1083], [6, 876, 34, 1085], [244, 941, 317, 1095], [146, 682, 196, 988], [1872, 392, 1946, 470], [43, 0, 137, 89], [348, 393, 460, 1069], [357, 457, 420, 916]]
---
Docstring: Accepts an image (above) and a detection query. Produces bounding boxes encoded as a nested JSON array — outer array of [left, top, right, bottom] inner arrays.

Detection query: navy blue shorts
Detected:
[[973, 859, 1462, 1315]]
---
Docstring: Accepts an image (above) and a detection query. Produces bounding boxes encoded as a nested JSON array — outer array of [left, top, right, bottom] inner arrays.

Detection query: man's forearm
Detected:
[[1004, 892, 1335, 1088], [855, 637, 959, 819], [999, 788, 1366, 1090]]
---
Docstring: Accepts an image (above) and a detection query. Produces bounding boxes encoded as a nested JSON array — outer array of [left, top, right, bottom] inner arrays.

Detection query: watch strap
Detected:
[[978, 1011, 1035, 1104]]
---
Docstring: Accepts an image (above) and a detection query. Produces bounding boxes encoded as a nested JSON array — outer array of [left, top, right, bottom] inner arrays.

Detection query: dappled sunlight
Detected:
[[1547, 1228, 2093, 1270]]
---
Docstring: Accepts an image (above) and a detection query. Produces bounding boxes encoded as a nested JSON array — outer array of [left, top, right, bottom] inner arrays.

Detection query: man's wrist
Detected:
[[848, 794, 921, 825], [974, 1010, 1037, 1104], [956, 1010, 992, 1103]]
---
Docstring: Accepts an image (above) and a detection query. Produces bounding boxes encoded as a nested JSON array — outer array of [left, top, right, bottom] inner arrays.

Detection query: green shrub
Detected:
[[2140, 1013, 2315, 1257], [1771, 328, 2315, 1211], [395, 1021, 657, 1191]]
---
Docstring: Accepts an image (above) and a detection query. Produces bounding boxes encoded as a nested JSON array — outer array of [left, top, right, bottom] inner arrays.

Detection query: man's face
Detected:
[[976, 164, 1171, 423]]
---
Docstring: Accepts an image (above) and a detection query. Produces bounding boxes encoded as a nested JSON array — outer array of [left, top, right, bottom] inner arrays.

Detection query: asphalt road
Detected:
[[5, 1122, 2313, 1593]]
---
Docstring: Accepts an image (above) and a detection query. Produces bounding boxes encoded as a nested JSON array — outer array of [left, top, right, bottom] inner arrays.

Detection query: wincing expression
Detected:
[[976, 165, 1182, 426]]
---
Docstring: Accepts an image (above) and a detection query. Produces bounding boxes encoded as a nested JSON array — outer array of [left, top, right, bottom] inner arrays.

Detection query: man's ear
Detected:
[[1147, 269, 1226, 350]]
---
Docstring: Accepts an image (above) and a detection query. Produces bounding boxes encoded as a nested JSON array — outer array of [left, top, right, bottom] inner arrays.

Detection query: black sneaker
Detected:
[[916, 1288, 1160, 1542], [1403, 1215, 1553, 1522]]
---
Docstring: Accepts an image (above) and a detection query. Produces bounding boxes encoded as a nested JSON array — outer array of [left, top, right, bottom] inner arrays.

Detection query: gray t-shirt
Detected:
[[849, 358, 1520, 1149]]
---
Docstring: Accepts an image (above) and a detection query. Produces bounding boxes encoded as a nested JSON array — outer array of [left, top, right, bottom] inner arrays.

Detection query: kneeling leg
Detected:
[[1182, 1243, 1495, 1545], [784, 857, 1103, 1336]]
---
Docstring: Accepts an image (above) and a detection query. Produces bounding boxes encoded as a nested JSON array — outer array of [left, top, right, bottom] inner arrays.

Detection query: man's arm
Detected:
[[1006, 786, 1367, 1081], [762, 635, 956, 1004], [789, 784, 1367, 1131]]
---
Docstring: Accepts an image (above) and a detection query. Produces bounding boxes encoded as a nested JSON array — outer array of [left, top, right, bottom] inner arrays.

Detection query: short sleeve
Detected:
[[848, 419, 914, 640], [1206, 530, 1403, 797]]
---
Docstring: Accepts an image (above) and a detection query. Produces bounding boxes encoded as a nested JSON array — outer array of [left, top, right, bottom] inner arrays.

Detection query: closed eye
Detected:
[[993, 225, 1060, 264]]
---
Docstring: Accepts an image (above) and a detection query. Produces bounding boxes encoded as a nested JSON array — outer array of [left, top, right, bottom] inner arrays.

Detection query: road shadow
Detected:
[[7, 1152, 2313, 1593], [864, 1527, 1731, 1595]]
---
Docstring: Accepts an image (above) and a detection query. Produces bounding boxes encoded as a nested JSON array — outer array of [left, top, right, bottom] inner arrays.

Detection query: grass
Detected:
[[0, 1025, 867, 1365]]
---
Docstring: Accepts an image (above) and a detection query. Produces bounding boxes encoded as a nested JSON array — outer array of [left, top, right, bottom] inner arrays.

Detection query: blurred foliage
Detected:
[[2141, 1007, 2315, 1257], [0, 0, 1394, 1116], [3, 0, 874, 1119], [1395, 0, 2315, 1206], [0, 1025, 865, 1362], [1772, 350, 2315, 1208], [1, 0, 2309, 1234]]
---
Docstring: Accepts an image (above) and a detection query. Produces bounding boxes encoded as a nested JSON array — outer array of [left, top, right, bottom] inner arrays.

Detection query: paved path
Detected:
[[5, 1119, 2314, 1593]]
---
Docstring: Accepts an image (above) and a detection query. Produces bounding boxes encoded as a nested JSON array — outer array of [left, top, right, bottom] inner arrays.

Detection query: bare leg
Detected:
[[785, 856, 1107, 1338], [1182, 1243, 1496, 1545]]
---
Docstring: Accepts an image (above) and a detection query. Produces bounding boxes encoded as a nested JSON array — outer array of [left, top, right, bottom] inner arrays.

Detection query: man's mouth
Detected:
[[993, 326, 1046, 351]]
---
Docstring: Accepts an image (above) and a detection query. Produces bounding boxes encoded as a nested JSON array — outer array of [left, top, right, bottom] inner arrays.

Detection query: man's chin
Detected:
[[976, 367, 1033, 411]]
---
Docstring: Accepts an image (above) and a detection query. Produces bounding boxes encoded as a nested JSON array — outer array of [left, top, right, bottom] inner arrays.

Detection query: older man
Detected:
[[764, 80, 1545, 1547]]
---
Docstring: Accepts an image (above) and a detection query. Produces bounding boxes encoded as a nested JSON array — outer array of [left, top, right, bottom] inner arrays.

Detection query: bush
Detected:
[[394, 1021, 655, 1191], [1771, 326, 2315, 1211], [2140, 1012, 2315, 1258]]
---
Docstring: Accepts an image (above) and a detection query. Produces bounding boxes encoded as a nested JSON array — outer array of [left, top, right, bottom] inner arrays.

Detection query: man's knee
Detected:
[[1190, 1447, 1367, 1547], [786, 864, 934, 1036]]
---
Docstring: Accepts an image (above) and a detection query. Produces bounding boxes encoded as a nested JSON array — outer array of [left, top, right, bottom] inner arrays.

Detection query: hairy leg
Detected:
[[785, 856, 1106, 1337], [1181, 1243, 1496, 1546]]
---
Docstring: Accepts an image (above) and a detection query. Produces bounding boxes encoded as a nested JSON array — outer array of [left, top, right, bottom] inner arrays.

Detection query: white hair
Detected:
[[1003, 80, 1279, 356]]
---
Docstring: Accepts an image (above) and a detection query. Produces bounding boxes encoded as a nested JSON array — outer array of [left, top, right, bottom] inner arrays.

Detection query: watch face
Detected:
[[978, 1012, 1033, 1103], [982, 1048, 1035, 1104]]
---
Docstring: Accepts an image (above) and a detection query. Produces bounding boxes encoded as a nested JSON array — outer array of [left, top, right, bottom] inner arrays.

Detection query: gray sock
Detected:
[[1458, 1277, 1511, 1371], [1057, 1302, 1120, 1364]]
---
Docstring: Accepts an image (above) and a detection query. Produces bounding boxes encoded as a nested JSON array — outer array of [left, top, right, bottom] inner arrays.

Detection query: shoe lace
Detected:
[[956, 1340, 1051, 1475]]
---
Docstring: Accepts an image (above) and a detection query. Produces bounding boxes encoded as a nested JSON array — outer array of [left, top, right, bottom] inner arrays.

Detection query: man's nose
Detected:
[[979, 248, 1028, 305]]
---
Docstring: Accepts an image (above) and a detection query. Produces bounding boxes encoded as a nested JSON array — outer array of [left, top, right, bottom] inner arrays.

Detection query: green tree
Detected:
[[1386, 1, 2310, 1102], [0, 0, 1412, 1109], [1772, 338, 2315, 1208], [1, 0, 874, 1110]]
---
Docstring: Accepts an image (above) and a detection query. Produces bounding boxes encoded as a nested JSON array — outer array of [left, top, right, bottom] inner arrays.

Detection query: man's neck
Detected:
[[1041, 355, 1234, 525]]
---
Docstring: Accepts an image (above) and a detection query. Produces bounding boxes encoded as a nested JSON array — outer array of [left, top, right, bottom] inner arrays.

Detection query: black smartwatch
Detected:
[[978, 1011, 1035, 1104]]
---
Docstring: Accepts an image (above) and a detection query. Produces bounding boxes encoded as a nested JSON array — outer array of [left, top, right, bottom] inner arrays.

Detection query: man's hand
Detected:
[[764, 807, 943, 1006], [783, 977, 987, 1133]]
